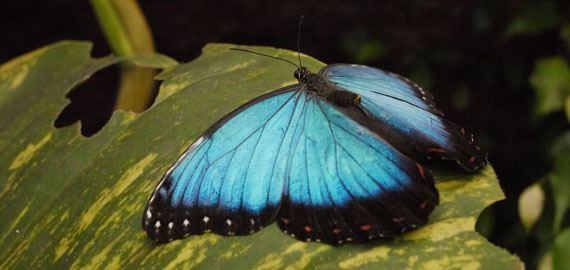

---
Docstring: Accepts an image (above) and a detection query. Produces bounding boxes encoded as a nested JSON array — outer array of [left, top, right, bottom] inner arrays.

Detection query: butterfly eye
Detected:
[[294, 69, 301, 80]]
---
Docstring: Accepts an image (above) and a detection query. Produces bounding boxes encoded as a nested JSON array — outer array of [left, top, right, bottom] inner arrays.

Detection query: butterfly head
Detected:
[[294, 67, 310, 82]]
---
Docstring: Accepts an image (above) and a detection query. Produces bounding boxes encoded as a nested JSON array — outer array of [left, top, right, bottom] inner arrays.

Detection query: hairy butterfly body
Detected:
[[143, 61, 485, 245]]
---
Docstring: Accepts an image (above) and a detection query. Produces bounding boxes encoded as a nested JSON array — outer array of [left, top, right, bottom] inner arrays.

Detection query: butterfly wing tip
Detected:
[[459, 153, 489, 172]]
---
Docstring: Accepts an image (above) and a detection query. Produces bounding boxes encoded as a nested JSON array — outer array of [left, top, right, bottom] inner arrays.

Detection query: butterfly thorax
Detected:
[[295, 67, 361, 108]]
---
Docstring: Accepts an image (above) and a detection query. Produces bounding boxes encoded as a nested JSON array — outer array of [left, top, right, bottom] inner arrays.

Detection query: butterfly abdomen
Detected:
[[327, 91, 361, 108]]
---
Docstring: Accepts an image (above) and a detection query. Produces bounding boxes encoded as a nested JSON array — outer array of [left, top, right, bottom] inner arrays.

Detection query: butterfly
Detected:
[[142, 52, 486, 245]]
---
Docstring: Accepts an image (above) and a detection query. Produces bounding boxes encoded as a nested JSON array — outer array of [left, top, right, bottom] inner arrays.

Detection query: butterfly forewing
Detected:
[[320, 64, 486, 171], [143, 87, 301, 243]]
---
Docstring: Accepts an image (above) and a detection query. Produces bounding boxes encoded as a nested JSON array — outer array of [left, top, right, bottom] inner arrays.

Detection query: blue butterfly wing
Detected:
[[143, 86, 305, 243], [320, 64, 486, 171], [276, 94, 439, 245]]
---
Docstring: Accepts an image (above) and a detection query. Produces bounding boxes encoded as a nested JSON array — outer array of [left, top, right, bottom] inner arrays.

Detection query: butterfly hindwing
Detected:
[[276, 94, 439, 245], [320, 64, 486, 171], [143, 86, 304, 243]]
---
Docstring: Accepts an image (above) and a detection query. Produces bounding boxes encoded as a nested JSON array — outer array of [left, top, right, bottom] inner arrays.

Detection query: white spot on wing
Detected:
[[203, 216, 209, 223], [154, 221, 161, 228], [168, 222, 174, 229], [183, 219, 190, 226]]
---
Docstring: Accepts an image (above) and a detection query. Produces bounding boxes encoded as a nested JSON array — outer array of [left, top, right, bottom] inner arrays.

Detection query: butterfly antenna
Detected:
[[229, 48, 299, 69], [297, 14, 305, 67]]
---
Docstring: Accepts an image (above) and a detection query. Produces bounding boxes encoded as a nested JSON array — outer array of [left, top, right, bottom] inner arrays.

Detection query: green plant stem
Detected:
[[90, 0, 135, 56], [90, 0, 157, 112]]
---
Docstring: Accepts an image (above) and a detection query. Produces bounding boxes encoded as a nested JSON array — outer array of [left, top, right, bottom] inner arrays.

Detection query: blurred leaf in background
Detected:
[[503, 1, 561, 38], [550, 137, 570, 234], [519, 182, 546, 233], [552, 229, 570, 269], [530, 57, 570, 117], [516, 14, 570, 269], [340, 29, 387, 64]]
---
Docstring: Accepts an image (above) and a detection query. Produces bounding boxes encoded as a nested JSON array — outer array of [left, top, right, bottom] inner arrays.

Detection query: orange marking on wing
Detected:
[[416, 163, 426, 178], [281, 218, 289, 224], [360, 224, 372, 231], [427, 147, 447, 154], [304, 226, 313, 232], [332, 228, 342, 234]]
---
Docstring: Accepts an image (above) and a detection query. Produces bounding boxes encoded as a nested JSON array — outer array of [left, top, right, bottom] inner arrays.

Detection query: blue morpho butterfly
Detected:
[[142, 48, 486, 246]]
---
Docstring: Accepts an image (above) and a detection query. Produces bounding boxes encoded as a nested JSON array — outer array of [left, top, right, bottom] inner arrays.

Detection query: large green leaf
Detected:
[[0, 41, 522, 269]]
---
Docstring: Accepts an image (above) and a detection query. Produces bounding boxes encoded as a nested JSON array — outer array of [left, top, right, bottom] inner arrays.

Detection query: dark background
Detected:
[[1, 0, 568, 267]]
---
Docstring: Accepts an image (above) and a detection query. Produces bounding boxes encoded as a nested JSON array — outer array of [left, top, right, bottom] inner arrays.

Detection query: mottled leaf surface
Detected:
[[0, 41, 522, 269]]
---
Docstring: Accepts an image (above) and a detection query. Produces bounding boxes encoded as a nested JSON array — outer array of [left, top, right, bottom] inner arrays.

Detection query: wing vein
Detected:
[[264, 91, 303, 209]]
